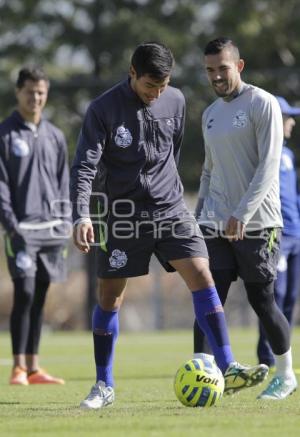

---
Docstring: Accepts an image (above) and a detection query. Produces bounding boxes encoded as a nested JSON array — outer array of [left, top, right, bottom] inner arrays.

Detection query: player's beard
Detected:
[[212, 80, 230, 97]]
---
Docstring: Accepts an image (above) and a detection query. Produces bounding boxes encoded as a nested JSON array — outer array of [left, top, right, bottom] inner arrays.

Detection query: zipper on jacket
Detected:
[[142, 106, 154, 191]]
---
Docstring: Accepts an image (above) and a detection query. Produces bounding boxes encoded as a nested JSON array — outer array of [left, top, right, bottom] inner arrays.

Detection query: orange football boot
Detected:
[[10, 366, 29, 385], [27, 368, 65, 385]]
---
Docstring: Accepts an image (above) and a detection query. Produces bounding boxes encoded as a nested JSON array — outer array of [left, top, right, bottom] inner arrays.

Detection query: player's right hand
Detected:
[[225, 216, 245, 241], [73, 222, 94, 253], [9, 227, 26, 253]]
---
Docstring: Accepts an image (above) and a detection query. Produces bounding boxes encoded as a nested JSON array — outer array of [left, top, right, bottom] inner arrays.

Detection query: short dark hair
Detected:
[[16, 66, 49, 89], [131, 42, 174, 80], [204, 37, 240, 60]]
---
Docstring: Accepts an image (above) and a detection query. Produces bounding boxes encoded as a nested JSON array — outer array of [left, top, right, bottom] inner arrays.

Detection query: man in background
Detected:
[[257, 97, 300, 368], [193, 37, 297, 400], [0, 67, 70, 385]]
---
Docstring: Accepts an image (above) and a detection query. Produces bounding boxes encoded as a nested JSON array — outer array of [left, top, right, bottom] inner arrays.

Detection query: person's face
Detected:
[[129, 67, 170, 105], [15, 79, 49, 121], [283, 115, 296, 139], [204, 49, 244, 99]]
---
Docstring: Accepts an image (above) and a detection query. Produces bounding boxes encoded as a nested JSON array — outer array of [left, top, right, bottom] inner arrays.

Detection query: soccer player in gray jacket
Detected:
[[0, 67, 70, 385], [193, 37, 297, 400], [71, 42, 268, 410]]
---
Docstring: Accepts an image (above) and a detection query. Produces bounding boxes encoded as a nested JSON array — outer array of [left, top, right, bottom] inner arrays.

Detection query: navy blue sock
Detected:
[[192, 287, 234, 373], [92, 305, 119, 387]]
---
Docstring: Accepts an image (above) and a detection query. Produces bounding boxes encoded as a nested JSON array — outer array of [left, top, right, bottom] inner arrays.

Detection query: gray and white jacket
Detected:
[[198, 83, 283, 231]]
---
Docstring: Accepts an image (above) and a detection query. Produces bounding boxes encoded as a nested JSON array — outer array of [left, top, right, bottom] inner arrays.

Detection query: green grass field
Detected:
[[0, 328, 300, 437]]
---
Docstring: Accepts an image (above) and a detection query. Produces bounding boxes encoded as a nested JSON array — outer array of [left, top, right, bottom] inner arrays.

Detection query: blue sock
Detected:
[[192, 287, 234, 373], [92, 305, 119, 387]]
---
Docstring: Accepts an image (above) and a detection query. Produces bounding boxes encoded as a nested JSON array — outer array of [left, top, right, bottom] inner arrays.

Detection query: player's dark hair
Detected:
[[131, 42, 174, 79], [204, 37, 240, 60], [16, 66, 49, 89]]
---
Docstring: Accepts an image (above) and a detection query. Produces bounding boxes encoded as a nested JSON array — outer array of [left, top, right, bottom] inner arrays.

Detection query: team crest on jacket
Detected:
[[12, 138, 30, 157], [109, 249, 128, 269], [232, 110, 248, 128], [114, 125, 133, 148], [16, 251, 32, 270]]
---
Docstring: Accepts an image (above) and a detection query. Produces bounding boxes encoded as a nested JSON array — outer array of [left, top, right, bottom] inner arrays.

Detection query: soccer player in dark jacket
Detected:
[[71, 42, 268, 410], [0, 67, 70, 385]]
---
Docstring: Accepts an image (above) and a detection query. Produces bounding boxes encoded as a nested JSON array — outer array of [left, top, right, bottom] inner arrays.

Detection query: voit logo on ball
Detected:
[[174, 354, 224, 408]]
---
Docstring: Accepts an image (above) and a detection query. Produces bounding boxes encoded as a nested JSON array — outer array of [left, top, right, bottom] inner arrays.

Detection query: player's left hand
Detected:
[[225, 216, 245, 241]]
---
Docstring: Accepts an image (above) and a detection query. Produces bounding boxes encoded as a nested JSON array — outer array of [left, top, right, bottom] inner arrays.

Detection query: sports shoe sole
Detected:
[[28, 378, 65, 384], [80, 400, 114, 410], [257, 385, 297, 400], [225, 365, 269, 395], [10, 380, 29, 386]]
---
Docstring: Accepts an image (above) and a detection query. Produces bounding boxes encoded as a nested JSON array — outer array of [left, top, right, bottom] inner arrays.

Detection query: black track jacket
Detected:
[[70, 78, 186, 222], [0, 111, 70, 235]]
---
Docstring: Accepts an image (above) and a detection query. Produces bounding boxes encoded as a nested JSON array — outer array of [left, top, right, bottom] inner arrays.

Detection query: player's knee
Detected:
[[98, 278, 126, 311], [188, 265, 214, 291], [245, 281, 275, 316], [13, 292, 34, 311], [13, 277, 35, 309]]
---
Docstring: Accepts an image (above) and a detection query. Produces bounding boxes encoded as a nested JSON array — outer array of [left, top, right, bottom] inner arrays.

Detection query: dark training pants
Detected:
[[194, 227, 290, 359], [5, 229, 67, 356], [10, 277, 50, 354], [257, 235, 300, 365]]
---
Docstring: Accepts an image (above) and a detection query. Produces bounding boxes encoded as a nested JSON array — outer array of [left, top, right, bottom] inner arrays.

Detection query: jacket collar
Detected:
[[11, 110, 44, 132], [121, 77, 143, 104]]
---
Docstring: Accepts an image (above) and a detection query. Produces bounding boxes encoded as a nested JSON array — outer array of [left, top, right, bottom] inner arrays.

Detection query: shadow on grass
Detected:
[[0, 402, 21, 405], [68, 374, 173, 382], [118, 374, 173, 381]]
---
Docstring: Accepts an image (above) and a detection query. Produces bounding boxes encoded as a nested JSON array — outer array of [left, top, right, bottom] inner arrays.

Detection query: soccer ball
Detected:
[[174, 354, 224, 407]]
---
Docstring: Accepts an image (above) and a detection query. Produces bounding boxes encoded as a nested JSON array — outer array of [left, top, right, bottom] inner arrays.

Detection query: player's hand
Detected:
[[194, 198, 204, 222], [225, 216, 245, 241], [73, 222, 94, 253], [10, 229, 26, 252]]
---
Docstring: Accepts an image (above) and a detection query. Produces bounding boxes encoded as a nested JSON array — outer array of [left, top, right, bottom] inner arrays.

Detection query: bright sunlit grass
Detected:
[[0, 328, 299, 437]]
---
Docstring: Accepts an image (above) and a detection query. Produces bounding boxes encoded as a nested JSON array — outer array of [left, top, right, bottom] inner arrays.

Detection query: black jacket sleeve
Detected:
[[70, 104, 106, 223], [173, 97, 186, 167], [0, 139, 19, 233], [56, 131, 71, 222]]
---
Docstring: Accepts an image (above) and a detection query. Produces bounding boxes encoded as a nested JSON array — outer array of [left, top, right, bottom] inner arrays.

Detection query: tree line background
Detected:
[[1, 0, 300, 330], [1, 0, 300, 190]]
